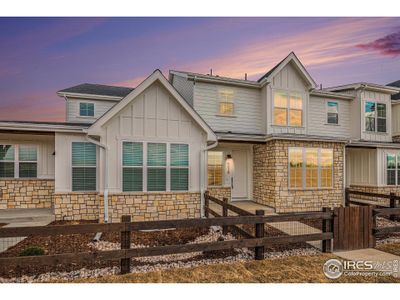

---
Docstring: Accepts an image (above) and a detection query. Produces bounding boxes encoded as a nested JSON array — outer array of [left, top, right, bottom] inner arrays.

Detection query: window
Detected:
[[19, 145, 37, 178], [122, 142, 143, 192], [327, 101, 339, 124], [170, 144, 189, 191], [208, 151, 223, 186], [147, 143, 166, 191], [289, 148, 333, 189], [72, 142, 96, 191], [218, 90, 234, 116], [386, 153, 400, 185], [365, 101, 386, 133], [0, 145, 15, 178], [79, 103, 94, 117], [273, 90, 303, 126]]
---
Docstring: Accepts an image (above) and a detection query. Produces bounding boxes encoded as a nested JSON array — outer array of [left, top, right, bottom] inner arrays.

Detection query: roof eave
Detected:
[[56, 92, 124, 101]]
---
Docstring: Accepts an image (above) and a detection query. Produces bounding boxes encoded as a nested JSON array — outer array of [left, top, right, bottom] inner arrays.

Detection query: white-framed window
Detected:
[[0, 144, 37, 178], [289, 147, 333, 189], [218, 90, 234, 116], [72, 142, 97, 191], [386, 153, 400, 185], [121, 141, 190, 192], [79, 102, 95, 117], [207, 151, 223, 186], [273, 90, 303, 126], [365, 101, 386, 133], [327, 101, 339, 124]]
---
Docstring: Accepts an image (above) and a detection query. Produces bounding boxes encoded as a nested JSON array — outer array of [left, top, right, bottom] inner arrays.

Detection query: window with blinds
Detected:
[[147, 143, 166, 191], [122, 142, 143, 192], [19, 145, 37, 178], [72, 142, 96, 191], [170, 144, 189, 191], [0, 145, 15, 178]]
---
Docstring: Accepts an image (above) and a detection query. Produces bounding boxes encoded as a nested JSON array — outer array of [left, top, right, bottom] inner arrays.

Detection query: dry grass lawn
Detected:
[[376, 243, 400, 256], [62, 254, 400, 283]]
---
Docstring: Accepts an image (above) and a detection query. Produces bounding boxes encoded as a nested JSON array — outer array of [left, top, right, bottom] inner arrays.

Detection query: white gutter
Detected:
[[85, 136, 109, 223], [200, 140, 218, 217]]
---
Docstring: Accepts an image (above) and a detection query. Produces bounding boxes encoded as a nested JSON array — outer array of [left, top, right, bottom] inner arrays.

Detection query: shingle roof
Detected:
[[257, 54, 289, 83], [388, 80, 400, 100], [58, 83, 134, 98]]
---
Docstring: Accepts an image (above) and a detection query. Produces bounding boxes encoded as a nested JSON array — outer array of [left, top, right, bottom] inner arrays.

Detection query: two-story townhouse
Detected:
[[1, 52, 400, 222]]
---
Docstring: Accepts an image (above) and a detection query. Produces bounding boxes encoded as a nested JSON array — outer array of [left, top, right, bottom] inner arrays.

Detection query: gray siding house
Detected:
[[1, 52, 400, 222]]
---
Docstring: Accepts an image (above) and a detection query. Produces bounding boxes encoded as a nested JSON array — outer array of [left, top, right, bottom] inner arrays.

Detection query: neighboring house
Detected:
[[1, 52, 400, 222]]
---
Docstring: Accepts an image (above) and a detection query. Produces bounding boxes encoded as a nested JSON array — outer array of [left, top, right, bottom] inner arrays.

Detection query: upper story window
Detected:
[[218, 90, 234, 116], [273, 91, 303, 126], [79, 102, 95, 117], [72, 142, 97, 191], [208, 151, 223, 186], [365, 101, 386, 133], [327, 101, 339, 124], [0, 145, 37, 178], [289, 147, 333, 189]]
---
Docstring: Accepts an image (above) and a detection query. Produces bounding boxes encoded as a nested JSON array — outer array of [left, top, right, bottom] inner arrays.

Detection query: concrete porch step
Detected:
[[0, 208, 55, 224]]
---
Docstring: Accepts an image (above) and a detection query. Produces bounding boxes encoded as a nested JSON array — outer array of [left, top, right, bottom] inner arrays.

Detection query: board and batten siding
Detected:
[[193, 82, 263, 134], [100, 81, 207, 193], [308, 96, 351, 138], [66, 98, 119, 123], [360, 90, 392, 142], [266, 62, 308, 135], [346, 148, 377, 186], [0, 133, 55, 179], [171, 75, 194, 106]]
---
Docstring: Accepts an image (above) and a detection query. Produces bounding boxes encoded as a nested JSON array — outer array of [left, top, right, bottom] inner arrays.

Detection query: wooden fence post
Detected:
[[345, 188, 350, 207], [120, 215, 131, 275], [254, 209, 265, 260], [322, 207, 332, 253], [370, 206, 377, 248], [204, 191, 209, 218], [390, 193, 396, 221], [222, 197, 228, 235]]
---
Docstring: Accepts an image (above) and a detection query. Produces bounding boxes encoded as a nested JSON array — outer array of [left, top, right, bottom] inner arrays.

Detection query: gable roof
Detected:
[[88, 70, 217, 142], [57, 83, 134, 99], [326, 82, 400, 95], [257, 52, 317, 88], [388, 80, 400, 100]]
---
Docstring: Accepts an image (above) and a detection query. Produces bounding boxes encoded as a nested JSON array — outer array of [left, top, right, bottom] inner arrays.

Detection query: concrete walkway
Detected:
[[0, 208, 54, 253], [334, 248, 400, 276]]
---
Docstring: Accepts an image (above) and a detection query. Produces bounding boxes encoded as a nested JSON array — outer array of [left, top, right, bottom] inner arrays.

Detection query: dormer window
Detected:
[[218, 90, 234, 116], [365, 101, 386, 133], [79, 102, 94, 117], [273, 90, 303, 126]]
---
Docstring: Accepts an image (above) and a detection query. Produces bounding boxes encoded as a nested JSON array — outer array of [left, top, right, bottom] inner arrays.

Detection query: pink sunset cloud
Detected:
[[356, 29, 400, 56]]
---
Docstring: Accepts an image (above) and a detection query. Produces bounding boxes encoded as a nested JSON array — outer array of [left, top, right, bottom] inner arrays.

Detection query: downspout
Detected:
[[200, 139, 218, 217], [85, 136, 109, 223]]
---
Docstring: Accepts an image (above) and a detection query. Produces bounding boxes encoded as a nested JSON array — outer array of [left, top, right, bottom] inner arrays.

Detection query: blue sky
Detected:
[[0, 17, 399, 121]]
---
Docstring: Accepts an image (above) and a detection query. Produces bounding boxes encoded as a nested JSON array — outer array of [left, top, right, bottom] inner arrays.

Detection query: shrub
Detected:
[[19, 246, 45, 257]]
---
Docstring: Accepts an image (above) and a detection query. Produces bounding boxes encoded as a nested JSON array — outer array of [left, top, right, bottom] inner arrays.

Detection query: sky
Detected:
[[0, 17, 399, 122]]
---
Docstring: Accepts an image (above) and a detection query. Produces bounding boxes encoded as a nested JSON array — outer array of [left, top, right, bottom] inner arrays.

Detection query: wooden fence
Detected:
[[0, 198, 334, 275]]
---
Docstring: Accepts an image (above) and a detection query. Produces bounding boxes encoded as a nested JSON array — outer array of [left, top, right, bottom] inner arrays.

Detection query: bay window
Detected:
[[289, 147, 333, 189], [273, 90, 303, 126], [72, 142, 97, 191]]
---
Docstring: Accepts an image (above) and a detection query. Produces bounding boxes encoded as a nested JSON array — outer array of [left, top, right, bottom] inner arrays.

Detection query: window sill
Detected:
[[216, 114, 237, 118], [271, 125, 305, 129], [325, 123, 340, 126], [76, 115, 96, 119], [363, 131, 388, 135]]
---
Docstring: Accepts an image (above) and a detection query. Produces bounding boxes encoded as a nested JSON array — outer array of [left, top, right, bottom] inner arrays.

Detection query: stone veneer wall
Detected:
[[253, 140, 345, 213], [207, 187, 231, 201], [54, 192, 201, 222], [393, 136, 400, 143], [348, 185, 400, 206], [0, 179, 54, 209]]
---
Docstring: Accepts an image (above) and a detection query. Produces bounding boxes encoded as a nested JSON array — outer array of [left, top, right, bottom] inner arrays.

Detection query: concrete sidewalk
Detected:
[[0, 208, 54, 253], [334, 248, 400, 276]]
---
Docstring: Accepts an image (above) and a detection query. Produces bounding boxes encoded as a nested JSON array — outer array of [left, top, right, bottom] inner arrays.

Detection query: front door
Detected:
[[231, 149, 248, 200]]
